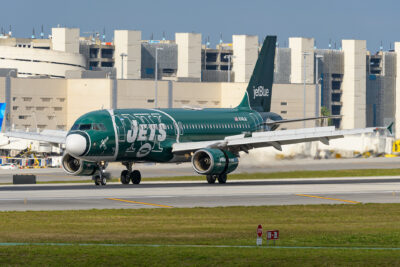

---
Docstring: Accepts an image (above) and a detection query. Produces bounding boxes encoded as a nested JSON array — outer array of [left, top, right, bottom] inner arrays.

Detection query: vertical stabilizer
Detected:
[[237, 36, 276, 112]]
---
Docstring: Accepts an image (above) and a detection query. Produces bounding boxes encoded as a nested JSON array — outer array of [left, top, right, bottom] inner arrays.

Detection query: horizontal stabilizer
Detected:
[[262, 115, 342, 126]]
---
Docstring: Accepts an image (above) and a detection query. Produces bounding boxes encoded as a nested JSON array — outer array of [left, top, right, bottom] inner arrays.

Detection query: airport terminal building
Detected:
[[0, 27, 398, 137]]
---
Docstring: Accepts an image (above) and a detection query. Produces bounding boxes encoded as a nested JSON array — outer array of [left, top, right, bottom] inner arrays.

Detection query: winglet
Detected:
[[387, 122, 394, 135]]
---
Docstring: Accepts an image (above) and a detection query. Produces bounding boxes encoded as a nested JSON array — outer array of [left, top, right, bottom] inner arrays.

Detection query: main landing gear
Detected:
[[93, 161, 108, 186], [120, 162, 142, 185], [206, 173, 227, 184]]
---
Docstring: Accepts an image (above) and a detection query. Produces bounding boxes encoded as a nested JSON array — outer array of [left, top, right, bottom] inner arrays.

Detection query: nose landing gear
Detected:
[[120, 162, 142, 185], [92, 161, 108, 186]]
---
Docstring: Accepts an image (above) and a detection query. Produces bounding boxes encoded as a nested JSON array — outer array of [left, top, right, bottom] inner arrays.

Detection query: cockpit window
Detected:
[[92, 124, 100, 131], [98, 123, 107, 131], [79, 124, 92, 130], [72, 123, 107, 131]]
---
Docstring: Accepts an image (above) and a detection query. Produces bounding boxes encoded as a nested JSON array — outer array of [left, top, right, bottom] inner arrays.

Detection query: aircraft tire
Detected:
[[217, 174, 227, 184], [131, 170, 141, 184], [121, 170, 130, 184], [101, 176, 107, 186], [93, 175, 101, 186], [206, 175, 216, 184]]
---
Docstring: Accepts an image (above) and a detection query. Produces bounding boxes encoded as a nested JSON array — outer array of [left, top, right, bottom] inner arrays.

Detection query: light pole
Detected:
[[315, 54, 323, 125], [120, 53, 127, 79], [155, 47, 164, 108], [303, 52, 311, 128], [5, 69, 16, 131], [224, 55, 234, 82]]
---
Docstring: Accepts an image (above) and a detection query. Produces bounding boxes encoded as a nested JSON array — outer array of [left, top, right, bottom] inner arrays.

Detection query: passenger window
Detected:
[[71, 124, 79, 130]]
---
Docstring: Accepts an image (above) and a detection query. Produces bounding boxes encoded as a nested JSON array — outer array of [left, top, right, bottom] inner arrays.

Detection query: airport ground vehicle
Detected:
[[0, 163, 17, 170]]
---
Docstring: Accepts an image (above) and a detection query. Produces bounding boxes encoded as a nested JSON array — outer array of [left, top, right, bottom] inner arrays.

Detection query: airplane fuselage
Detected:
[[66, 108, 281, 164]]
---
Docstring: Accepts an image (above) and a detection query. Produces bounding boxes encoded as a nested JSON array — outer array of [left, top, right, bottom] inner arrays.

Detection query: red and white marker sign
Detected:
[[257, 225, 263, 237], [256, 225, 263, 246], [266, 230, 279, 240]]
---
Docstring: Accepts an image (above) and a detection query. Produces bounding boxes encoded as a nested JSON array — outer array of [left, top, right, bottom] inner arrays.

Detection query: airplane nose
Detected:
[[65, 134, 88, 157]]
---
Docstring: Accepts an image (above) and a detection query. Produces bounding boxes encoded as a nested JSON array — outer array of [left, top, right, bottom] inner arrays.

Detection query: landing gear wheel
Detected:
[[217, 173, 227, 184], [93, 174, 101, 186], [94, 175, 100, 186], [101, 176, 107, 186], [121, 170, 130, 184], [130, 170, 142, 184], [206, 175, 216, 184]]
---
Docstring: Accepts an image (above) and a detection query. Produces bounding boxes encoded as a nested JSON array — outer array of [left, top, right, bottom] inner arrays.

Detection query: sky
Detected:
[[1, 0, 399, 52]]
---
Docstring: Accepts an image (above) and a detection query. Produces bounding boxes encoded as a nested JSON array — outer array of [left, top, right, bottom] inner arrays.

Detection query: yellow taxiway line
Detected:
[[105, 198, 173, 208], [296, 194, 360, 204]]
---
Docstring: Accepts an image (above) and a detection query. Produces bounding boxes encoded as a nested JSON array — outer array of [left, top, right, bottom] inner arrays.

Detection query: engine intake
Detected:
[[62, 153, 97, 176], [191, 148, 238, 175]]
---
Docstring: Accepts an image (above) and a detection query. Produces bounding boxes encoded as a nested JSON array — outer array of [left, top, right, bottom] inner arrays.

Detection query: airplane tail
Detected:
[[237, 35, 276, 112], [0, 103, 6, 131]]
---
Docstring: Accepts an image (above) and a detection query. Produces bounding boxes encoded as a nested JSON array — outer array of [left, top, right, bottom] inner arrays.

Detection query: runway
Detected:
[[1, 157, 400, 183], [1, 176, 400, 211]]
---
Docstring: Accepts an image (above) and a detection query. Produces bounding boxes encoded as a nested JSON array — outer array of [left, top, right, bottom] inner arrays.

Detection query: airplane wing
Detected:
[[172, 126, 374, 155], [4, 129, 67, 145]]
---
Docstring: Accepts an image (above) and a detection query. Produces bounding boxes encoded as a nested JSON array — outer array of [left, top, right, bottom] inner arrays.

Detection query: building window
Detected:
[[281, 111, 287, 114], [53, 107, 62, 111], [41, 98, 51, 102], [281, 102, 287, 106], [23, 97, 32, 102]]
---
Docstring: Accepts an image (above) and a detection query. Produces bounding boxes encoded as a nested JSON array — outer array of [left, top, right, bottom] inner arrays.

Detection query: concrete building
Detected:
[[232, 35, 258, 83], [341, 40, 367, 129], [289, 37, 314, 84], [114, 30, 141, 79], [176, 33, 202, 81], [0, 28, 86, 78]]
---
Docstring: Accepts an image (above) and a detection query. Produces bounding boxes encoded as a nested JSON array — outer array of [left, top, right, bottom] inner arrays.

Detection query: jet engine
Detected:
[[62, 153, 97, 176], [191, 148, 238, 175]]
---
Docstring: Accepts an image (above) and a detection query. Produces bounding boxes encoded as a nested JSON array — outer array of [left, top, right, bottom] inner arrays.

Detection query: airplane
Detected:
[[5, 36, 372, 185]]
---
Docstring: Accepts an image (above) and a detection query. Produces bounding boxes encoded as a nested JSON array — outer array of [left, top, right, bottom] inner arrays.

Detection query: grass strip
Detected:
[[1, 204, 400, 247], [2, 204, 400, 265], [1, 244, 400, 266]]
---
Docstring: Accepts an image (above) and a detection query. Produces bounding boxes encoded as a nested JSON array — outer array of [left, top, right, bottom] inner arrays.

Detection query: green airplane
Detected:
[[6, 36, 372, 185]]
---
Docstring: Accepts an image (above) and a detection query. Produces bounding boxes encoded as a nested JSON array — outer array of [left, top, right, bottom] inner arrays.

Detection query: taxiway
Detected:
[[1, 176, 400, 211]]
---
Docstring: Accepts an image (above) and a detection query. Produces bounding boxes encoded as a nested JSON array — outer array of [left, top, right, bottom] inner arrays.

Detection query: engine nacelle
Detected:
[[191, 148, 239, 175], [62, 153, 97, 176]]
